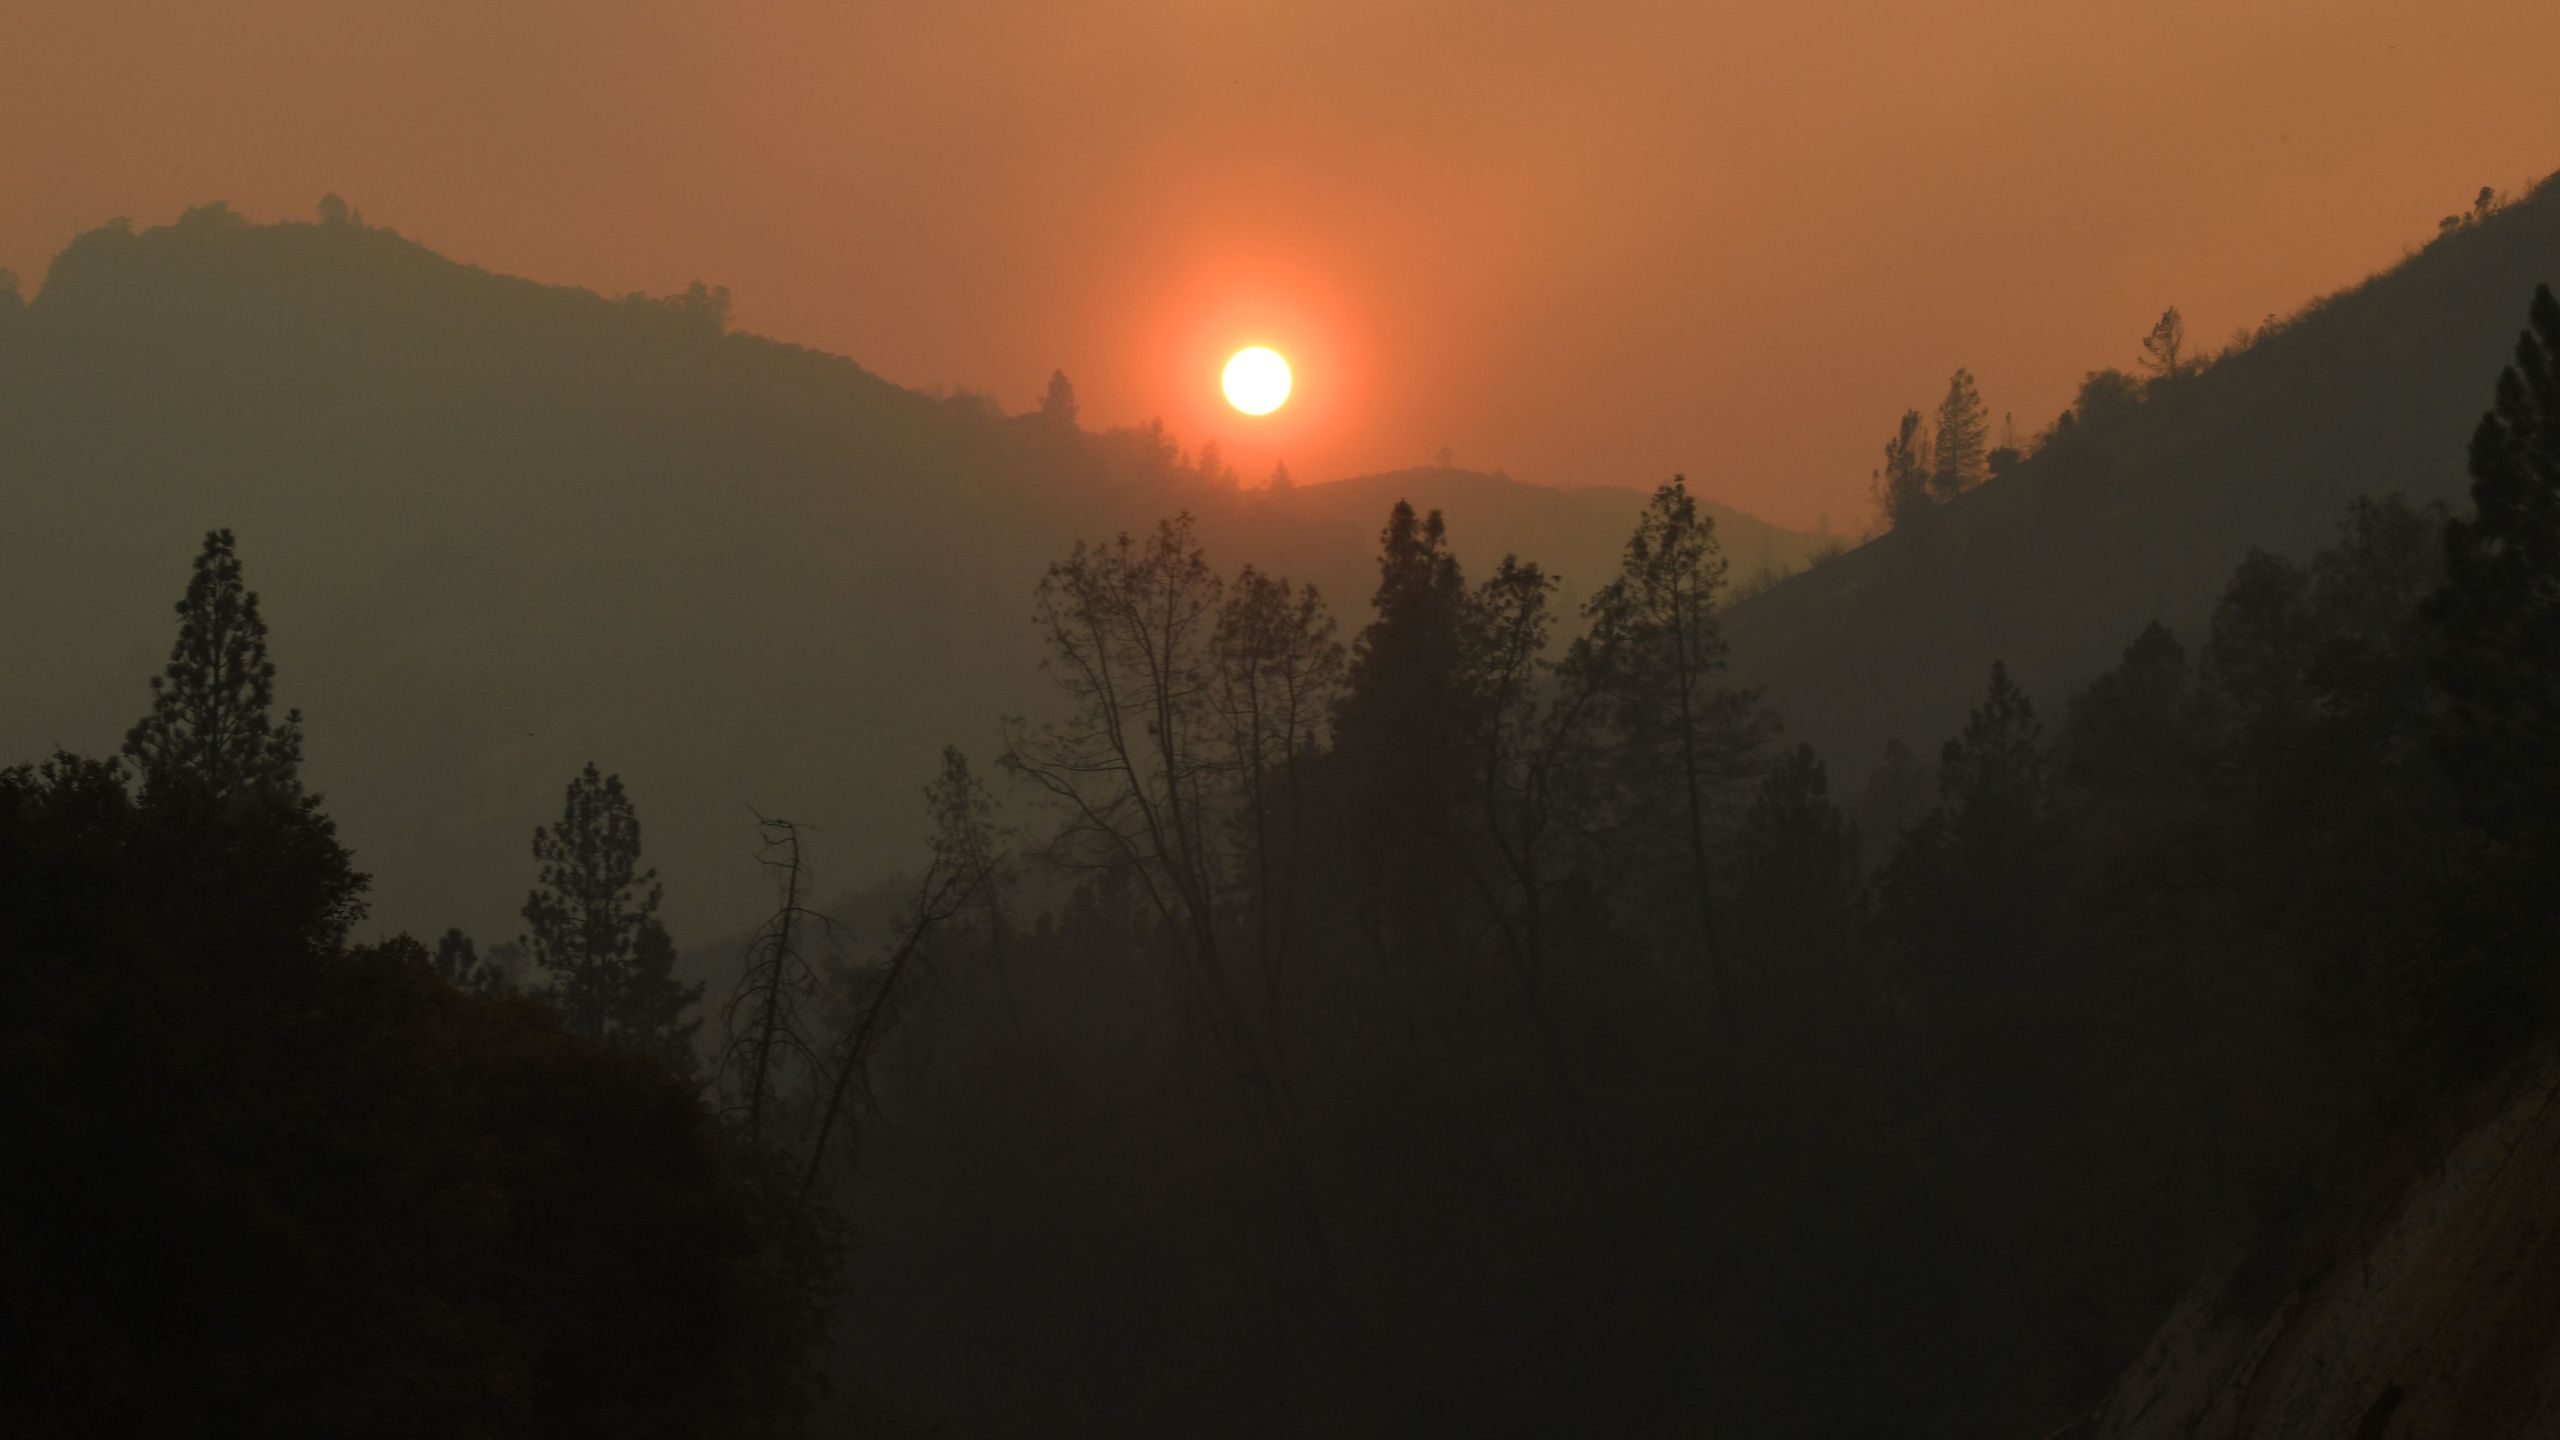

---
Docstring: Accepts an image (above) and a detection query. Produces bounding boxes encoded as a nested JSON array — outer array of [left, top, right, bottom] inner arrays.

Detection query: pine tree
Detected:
[[1331, 501, 1477, 987], [1877, 662, 2059, 1006], [123, 529, 306, 799], [2428, 284, 2560, 857], [1577, 476, 1773, 1003], [1728, 743, 1865, 997], [1038, 369, 1079, 426], [1936, 661, 2046, 823], [1874, 409, 1933, 530], [1930, 369, 1989, 500], [522, 763, 702, 1073], [1333, 501, 1472, 807], [2138, 307, 2190, 382]]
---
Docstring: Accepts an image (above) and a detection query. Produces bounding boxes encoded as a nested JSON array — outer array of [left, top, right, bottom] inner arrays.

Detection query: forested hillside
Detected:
[[0, 202, 1812, 944], [10, 187, 2560, 1439], [1728, 176, 2560, 783]]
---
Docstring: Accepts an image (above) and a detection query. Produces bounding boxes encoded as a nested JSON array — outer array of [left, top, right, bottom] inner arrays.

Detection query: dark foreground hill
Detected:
[[0, 203, 1811, 945], [1728, 176, 2560, 783]]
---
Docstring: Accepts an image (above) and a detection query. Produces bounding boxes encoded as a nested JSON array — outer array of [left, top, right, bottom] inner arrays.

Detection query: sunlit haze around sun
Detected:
[[1222, 347, 1293, 416]]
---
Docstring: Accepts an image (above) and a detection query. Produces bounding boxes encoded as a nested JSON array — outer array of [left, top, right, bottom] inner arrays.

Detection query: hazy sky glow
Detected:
[[6, 0, 2554, 526]]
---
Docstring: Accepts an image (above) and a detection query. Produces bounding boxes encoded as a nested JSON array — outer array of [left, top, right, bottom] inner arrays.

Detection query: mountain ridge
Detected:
[[0, 201, 1814, 943], [1725, 174, 2560, 782]]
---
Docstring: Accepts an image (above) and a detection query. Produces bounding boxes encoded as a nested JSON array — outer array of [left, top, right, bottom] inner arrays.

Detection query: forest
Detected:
[[6, 257, 2558, 1433]]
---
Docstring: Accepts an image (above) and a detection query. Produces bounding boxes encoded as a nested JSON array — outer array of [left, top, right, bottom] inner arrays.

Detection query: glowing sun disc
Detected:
[[1222, 346, 1292, 415]]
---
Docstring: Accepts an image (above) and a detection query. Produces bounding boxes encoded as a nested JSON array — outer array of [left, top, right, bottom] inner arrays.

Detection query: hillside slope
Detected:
[[0, 203, 1807, 944], [2075, 1053, 2560, 1439], [1726, 177, 2560, 780]]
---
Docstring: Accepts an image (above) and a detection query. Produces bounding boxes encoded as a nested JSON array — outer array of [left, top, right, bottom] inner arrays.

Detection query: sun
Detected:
[[1222, 346, 1292, 416]]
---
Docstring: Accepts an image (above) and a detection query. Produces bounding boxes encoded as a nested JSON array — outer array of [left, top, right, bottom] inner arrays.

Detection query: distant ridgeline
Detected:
[[1, 178, 2550, 941], [0, 199, 1816, 944], [7, 184, 2560, 1437], [1726, 173, 2560, 785]]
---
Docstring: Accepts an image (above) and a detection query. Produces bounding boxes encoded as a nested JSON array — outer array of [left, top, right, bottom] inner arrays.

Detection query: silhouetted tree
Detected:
[[1987, 411, 2023, 477], [1938, 662, 2046, 820], [1194, 438, 1233, 486], [1930, 369, 1990, 499], [723, 817, 831, 1147], [433, 926, 510, 997], [806, 748, 1006, 1195], [1332, 501, 1476, 972], [2200, 549, 2317, 745], [0, 755, 833, 1434], [667, 278, 730, 333], [2429, 284, 2560, 858], [122, 529, 306, 800], [1874, 408, 1934, 529], [1878, 662, 2060, 1014], [1002, 516, 1311, 1138], [2138, 307, 2192, 382], [1463, 555, 1602, 978], [1215, 568, 1343, 1088], [522, 763, 701, 1075], [1576, 476, 1772, 1002], [1728, 743, 1865, 1003], [2072, 367, 2143, 430], [1038, 368, 1079, 426]]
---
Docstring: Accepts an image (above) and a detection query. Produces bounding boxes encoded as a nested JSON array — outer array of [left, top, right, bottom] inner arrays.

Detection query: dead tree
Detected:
[[720, 815, 836, 1147], [800, 750, 1002, 1200]]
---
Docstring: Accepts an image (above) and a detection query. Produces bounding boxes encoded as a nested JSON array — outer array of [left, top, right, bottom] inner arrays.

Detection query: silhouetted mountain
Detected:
[[1727, 175, 2560, 785], [0, 201, 1814, 945]]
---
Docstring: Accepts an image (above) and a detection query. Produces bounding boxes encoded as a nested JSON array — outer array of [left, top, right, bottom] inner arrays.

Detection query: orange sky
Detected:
[[5, 1, 2554, 529]]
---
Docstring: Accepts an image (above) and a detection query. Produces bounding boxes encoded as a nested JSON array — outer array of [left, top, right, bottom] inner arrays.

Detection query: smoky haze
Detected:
[[5, 0, 2556, 526]]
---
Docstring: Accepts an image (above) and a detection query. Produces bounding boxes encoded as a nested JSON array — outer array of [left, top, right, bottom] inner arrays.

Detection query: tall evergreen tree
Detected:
[[1576, 477, 1773, 1003], [1930, 368, 1990, 500], [122, 528, 306, 799], [2428, 284, 2560, 855], [2138, 307, 2191, 382], [1728, 743, 1865, 1001], [1331, 502, 1476, 971], [1874, 409, 1934, 530], [1877, 661, 2061, 1010], [1037, 369, 1079, 426], [522, 763, 701, 1075]]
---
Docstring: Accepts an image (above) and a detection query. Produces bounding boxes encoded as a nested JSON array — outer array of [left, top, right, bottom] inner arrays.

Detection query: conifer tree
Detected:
[[123, 529, 306, 799], [1729, 743, 1865, 994], [1038, 369, 1079, 426], [1332, 502, 1477, 971], [1577, 477, 1773, 1003], [2138, 307, 2191, 382], [522, 763, 702, 1074], [1874, 410, 1933, 530], [1877, 662, 2059, 1004], [2428, 284, 2560, 858], [1930, 369, 1989, 500], [1936, 661, 2046, 823]]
